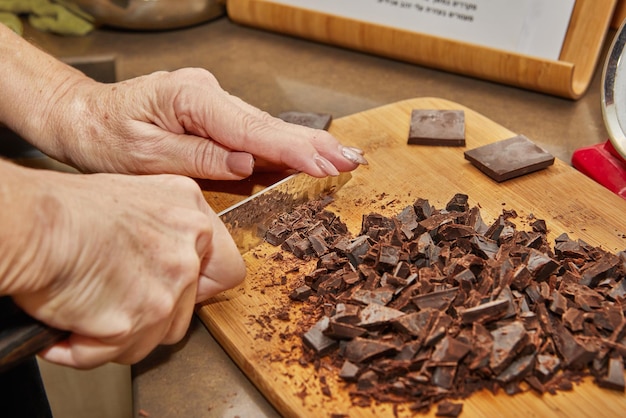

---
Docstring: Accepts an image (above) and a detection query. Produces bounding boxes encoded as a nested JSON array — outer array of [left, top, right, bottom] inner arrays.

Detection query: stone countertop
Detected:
[[22, 16, 615, 417]]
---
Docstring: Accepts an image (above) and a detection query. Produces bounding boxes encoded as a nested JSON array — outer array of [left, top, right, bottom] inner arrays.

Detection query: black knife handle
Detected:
[[0, 296, 69, 373]]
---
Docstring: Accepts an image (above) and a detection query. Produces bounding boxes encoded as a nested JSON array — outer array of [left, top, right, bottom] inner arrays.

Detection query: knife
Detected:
[[0, 171, 351, 372]]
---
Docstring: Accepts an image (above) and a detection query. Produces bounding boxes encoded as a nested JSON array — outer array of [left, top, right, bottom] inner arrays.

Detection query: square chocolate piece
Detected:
[[278, 111, 332, 130], [408, 109, 465, 146], [464, 135, 555, 182]]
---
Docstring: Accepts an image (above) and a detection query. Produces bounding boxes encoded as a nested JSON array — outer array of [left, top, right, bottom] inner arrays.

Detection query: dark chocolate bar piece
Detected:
[[408, 109, 465, 146], [278, 111, 332, 130], [464, 134, 554, 182]]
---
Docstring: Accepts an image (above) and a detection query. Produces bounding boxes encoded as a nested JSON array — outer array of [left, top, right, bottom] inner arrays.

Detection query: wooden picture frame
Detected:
[[226, 0, 618, 99]]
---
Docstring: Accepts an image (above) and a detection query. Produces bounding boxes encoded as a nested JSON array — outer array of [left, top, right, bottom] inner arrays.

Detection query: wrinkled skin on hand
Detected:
[[44, 68, 362, 180], [6, 167, 244, 369], [0, 25, 365, 369]]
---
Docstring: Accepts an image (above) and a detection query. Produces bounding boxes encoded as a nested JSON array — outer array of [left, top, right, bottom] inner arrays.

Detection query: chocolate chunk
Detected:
[[435, 401, 463, 417], [358, 303, 404, 327], [431, 336, 472, 363], [431, 364, 457, 389], [357, 370, 379, 391], [265, 223, 291, 245], [324, 320, 368, 340], [344, 337, 397, 363], [282, 232, 313, 259], [351, 287, 395, 306], [376, 244, 401, 270], [338, 360, 360, 381], [490, 321, 529, 374], [345, 236, 372, 267], [496, 354, 535, 384], [308, 234, 329, 257], [510, 265, 533, 291], [459, 299, 510, 324], [485, 215, 507, 241], [535, 354, 561, 383], [289, 285, 312, 301], [580, 254, 621, 287], [408, 109, 465, 146], [391, 309, 436, 342], [531, 219, 547, 233], [332, 303, 361, 324], [464, 135, 555, 182], [468, 322, 493, 370], [396, 206, 419, 239], [467, 206, 489, 235], [598, 357, 625, 391], [526, 249, 559, 281], [562, 308, 585, 332], [278, 111, 332, 130], [413, 198, 433, 220], [608, 279, 626, 300], [549, 315, 597, 369], [412, 287, 458, 311], [549, 291, 569, 315], [470, 235, 499, 259], [445, 193, 469, 212], [303, 317, 338, 356], [438, 224, 476, 241], [424, 314, 453, 347]]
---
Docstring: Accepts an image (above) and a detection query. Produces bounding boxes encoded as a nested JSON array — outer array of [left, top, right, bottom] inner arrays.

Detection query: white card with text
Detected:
[[269, 0, 576, 60]]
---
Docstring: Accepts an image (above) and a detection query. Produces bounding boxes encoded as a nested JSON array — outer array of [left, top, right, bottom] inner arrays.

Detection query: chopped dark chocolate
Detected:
[[358, 303, 404, 327], [535, 353, 561, 383], [435, 401, 463, 417], [339, 360, 360, 381], [345, 337, 397, 363], [446, 193, 469, 213], [265, 223, 291, 246], [289, 285, 312, 301], [431, 336, 472, 363], [303, 317, 338, 356], [351, 287, 395, 306], [408, 109, 465, 146], [598, 357, 625, 391], [489, 321, 529, 374], [357, 369, 379, 391], [324, 320, 368, 340], [459, 299, 510, 325], [464, 135, 555, 182], [391, 309, 436, 342], [496, 353, 535, 384], [412, 287, 459, 311], [265, 193, 626, 414], [432, 364, 457, 389]]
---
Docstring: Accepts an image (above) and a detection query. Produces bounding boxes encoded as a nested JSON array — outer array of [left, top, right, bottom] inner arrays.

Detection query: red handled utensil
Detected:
[[572, 19, 626, 197]]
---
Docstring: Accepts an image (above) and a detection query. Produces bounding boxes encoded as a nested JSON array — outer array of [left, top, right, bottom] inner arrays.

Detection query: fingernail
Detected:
[[227, 152, 254, 178], [341, 146, 368, 165], [315, 155, 340, 176]]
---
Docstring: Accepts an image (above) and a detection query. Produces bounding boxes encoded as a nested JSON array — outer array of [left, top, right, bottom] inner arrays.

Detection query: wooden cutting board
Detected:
[[196, 97, 626, 417]]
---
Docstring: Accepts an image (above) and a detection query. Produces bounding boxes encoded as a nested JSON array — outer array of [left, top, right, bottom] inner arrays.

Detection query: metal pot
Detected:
[[70, 0, 226, 31]]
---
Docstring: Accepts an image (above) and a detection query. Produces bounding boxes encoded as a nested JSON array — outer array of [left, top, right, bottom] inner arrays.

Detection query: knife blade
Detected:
[[219, 171, 352, 254], [0, 171, 351, 372]]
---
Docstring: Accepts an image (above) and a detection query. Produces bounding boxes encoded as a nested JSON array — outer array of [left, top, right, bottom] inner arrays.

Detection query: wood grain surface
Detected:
[[197, 97, 626, 417], [226, 0, 616, 99]]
